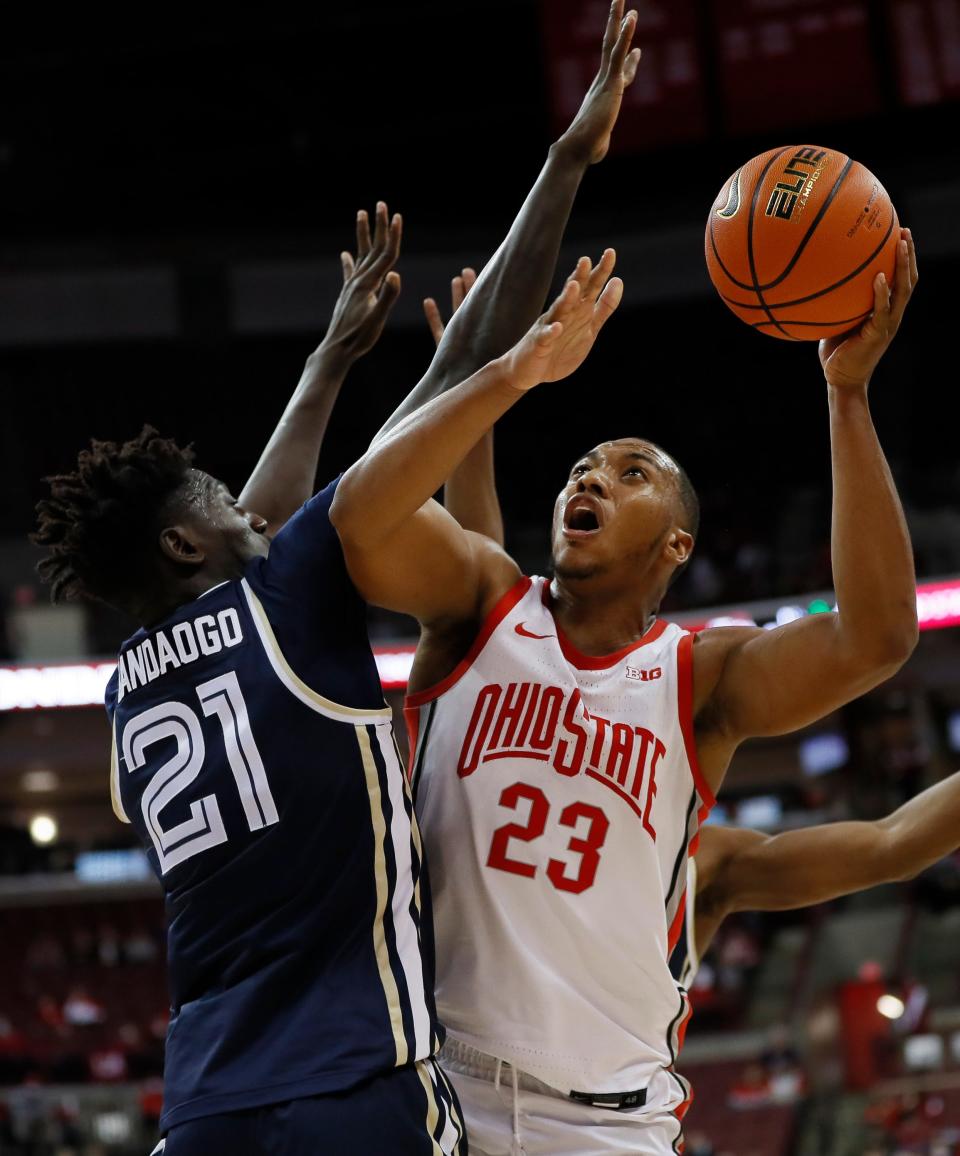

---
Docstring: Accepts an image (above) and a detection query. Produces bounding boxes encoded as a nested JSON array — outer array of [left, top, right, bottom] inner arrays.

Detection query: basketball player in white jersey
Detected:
[[331, 211, 919, 1153], [420, 267, 959, 1003]]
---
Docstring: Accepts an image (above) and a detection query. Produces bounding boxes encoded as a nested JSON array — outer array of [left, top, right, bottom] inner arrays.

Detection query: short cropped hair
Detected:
[[32, 426, 194, 605]]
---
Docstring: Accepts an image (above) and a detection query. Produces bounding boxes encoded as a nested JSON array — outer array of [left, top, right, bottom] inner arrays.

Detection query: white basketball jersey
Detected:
[[406, 576, 715, 1113]]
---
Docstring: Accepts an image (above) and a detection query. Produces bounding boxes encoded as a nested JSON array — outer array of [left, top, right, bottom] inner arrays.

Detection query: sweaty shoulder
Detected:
[[410, 537, 523, 696], [690, 625, 765, 718]]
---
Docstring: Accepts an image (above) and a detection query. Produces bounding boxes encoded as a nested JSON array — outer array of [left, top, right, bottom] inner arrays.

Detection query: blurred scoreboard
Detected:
[[541, 0, 959, 149], [541, 0, 707, 149], [888, 0, 960, 105], [712, 0, 880, 134]]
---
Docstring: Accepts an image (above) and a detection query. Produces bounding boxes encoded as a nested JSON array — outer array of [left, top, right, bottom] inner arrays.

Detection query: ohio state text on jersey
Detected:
[[406, 576, 714, 1117]]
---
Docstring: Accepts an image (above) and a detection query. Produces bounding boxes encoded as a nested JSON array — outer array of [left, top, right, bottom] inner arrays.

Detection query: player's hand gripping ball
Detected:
[[705, 145, 899, 341]]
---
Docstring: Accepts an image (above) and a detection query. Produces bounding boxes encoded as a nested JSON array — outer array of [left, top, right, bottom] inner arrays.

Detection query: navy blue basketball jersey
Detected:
[[105, 478, 441, 1131]]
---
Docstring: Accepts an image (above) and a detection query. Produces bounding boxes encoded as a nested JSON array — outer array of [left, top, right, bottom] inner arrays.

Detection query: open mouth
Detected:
[[567, 508, 599, 531], [562, 497, 604, 539]]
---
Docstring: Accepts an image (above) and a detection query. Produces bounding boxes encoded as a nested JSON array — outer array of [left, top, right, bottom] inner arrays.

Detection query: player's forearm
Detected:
[[333, 362, 521, 547], [238, 345, 353, 533], [877, 770, 960, 881], [828, 384, 917, 668], [373, 142, 587, 443], [443, 432, 505, 545]]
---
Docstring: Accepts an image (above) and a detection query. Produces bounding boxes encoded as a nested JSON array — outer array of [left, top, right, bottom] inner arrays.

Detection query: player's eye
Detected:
[[571, 463, 589, 477], [624, 467, 646, 479]]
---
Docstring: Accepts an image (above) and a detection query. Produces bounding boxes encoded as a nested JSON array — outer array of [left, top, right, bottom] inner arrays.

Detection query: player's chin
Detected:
[[552, 541, 609, 581]]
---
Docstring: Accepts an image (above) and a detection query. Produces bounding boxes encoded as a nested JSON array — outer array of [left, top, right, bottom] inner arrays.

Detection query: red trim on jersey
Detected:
[[403, 705, 420, 781], [667, 892, 688, 957], [676, 632, 716, 814], [404, 576, 533, 708], [540, 581, 669, 669]]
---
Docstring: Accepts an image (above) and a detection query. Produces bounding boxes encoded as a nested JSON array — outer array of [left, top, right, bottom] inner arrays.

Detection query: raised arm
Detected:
[[424, 268, 505, 545], [373, 0, 641, 442], [697, 765, 960, 927], [694, 232, 920, 789], [238, 204, 402, 533], [330, 255, 623, 624]]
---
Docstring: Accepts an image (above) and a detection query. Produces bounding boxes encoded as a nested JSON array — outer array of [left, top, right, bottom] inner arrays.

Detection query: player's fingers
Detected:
[[370, 201, 389, 256], [451, 275, 465, 311], [904, 227, 919, 289], [356, 210, 372, 261], [534, 320, 564, 348], [462, 267, 478, 293], [586, 249, 617, 300], [601, 0, 625, 61], [570, 256, 593, 292], [340, 251, 355, 283], [593, 276, 624, 328], [371, 271, 401, 323], [546, 278, 582, 324], [610, 9, 638, 75], [423, 298, 445, 345], [889, 239, 912, 322], [366, 213, 403, 282], [623, 46, 642, 86]]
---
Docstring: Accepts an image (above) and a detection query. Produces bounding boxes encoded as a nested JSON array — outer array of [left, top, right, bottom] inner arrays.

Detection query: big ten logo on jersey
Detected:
[[457, 682, 664, 842], [765, 147, 828, 221], [626, 665, 661, 682]]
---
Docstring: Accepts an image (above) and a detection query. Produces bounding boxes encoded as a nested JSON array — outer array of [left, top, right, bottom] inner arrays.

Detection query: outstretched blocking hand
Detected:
[[424, 268, 477, 347], [501, 249, 623, 393], [557, 0, 642, 165], [325, 201, 403, 361], [819, 228, 918, 390]]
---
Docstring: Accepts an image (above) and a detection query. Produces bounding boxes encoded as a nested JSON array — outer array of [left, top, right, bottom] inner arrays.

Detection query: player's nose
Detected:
[[248, 512, 269, 534], [576, 470, 609, 499]]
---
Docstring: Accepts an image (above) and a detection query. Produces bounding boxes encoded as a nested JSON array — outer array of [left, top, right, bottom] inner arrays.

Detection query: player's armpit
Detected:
[[701, 822, 899, 917], [336, 497, 521, 626]]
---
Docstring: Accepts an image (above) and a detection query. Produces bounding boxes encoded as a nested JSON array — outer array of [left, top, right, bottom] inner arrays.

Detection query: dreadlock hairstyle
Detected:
[[32, 426, 195, 606]]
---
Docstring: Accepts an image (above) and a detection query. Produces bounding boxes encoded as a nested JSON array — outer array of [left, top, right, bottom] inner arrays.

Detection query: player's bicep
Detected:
[[337, 498, 518, 625], [717, 822, 890, 914], [709, 614, 894, 741]]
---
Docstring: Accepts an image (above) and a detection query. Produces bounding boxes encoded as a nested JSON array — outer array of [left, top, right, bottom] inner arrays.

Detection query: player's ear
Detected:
[[665, 528, 693, 570], [159, 526, 205, 568]]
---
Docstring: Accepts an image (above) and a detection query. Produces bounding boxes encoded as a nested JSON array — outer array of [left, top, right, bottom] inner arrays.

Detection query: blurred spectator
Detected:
[[36, 995, 64, 1031], [96, 924, 121, 967], [686, 1132, 715, 1156], [62, 987, 106, 1028], [88, 1043, 128, 1082], [123, 926, 159, 964], [69, 927, 96, 967], [728, 1063, 771, 1109], [140, 1077, 164, 1133]]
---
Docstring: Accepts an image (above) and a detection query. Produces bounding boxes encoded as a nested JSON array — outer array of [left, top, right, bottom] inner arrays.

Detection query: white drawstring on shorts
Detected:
[[494, 1058, 523, 1155]]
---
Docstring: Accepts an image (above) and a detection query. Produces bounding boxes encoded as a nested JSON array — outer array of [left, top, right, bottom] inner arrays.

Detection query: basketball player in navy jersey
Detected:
[[31, 210, 474, 1155], [31, 3, 648, 1148], [330, 202, 919, 1154]]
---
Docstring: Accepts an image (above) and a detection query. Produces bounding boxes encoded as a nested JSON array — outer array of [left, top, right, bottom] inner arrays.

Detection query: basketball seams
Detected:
[[746, 149, 793, 338], [707, 146, 899, 341]]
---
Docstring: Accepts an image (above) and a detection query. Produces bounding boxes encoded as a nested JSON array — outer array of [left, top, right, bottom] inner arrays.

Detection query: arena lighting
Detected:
[[28, 814, 58, 845], [877, 994, 906, 1020], [1, 576, 958, 710]]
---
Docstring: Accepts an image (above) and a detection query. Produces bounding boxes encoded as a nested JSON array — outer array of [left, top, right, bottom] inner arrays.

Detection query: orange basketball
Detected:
[[705, 145, 899, 341]]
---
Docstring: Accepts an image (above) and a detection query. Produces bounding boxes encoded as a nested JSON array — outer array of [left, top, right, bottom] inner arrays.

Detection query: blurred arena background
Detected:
[[2, 1, 960, 1152]]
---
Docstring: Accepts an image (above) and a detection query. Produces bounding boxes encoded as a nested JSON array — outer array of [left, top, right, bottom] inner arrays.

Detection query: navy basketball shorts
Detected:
[[155, 1058, 467, 1155]]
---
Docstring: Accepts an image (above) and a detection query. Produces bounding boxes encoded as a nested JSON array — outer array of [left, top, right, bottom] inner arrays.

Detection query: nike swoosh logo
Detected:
[[716, 167, 742, 218], [515, 622, 554, 640]]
